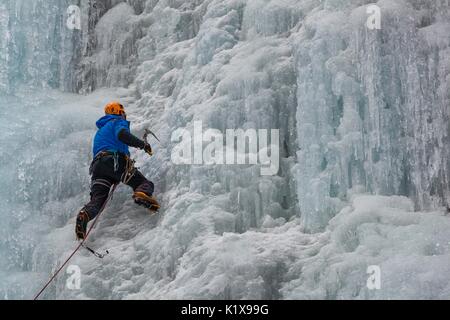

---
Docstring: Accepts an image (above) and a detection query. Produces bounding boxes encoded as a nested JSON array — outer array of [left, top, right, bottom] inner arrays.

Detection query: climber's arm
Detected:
[[118, 129, 146, 149]]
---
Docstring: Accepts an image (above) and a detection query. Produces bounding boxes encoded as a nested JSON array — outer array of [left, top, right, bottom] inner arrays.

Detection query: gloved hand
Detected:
[[143, 142, 153, 156]]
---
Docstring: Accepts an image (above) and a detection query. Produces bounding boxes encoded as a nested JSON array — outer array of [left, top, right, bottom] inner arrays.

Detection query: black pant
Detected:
[[83, 153, 154, 221]]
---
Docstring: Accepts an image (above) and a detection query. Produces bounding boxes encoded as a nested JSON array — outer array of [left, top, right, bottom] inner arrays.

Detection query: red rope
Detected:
[[33, 183, 118, 300]]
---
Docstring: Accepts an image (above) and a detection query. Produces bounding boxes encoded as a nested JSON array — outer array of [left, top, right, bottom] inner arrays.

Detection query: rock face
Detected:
[[1, 0, 450, 299]]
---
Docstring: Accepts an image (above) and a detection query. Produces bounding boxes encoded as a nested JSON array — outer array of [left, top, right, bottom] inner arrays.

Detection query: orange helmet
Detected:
[[105, 101, 126, 116]]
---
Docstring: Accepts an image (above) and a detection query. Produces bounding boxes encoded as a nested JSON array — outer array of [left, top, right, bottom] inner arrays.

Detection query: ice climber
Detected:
[[75, 102, 160, 240]]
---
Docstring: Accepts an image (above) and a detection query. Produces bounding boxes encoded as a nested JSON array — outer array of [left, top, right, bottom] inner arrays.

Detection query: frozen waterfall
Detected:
[[1, 0, 450, 300]]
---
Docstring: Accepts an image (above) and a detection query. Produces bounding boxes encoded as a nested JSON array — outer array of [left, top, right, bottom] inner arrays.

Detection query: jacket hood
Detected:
[[96, 115, 123, 129]]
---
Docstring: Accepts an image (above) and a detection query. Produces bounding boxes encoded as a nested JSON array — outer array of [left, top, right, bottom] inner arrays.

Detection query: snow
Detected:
[[1, 0, 450, 300], [282, 195, 450, 299]]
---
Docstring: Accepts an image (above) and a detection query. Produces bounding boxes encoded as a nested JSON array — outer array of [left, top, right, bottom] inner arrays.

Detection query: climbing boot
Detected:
[[133, 192, 161, 212], [75, 210, 90, 241]]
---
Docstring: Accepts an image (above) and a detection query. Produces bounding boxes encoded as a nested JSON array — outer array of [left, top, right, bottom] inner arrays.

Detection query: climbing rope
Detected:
[[33, 183, 118, 300]]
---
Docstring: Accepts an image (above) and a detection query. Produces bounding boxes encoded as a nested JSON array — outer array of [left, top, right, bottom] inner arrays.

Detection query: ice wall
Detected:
[[56, 0, 450, 299], [74, 0, 450, 233], [295, 0, 450, 231], [75, 0, 148, 92], [0, 0, 83, 93], [2, 0, 450, 300]]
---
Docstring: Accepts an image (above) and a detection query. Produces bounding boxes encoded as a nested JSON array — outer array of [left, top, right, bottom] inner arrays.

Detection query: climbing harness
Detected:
[[121, 156, 137, 184], [33, 183, 118, 300]]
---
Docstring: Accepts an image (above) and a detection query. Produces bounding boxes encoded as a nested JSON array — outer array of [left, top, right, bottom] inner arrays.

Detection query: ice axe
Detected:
[[143, 129, 160, 156], [143, 128, 161, 143]]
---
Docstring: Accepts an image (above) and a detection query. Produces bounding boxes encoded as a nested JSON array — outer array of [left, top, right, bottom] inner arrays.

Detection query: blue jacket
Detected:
[[93, 115, 131, 156]]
